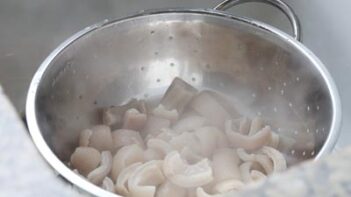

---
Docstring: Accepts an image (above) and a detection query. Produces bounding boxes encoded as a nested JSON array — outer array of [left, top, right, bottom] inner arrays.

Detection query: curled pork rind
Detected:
[[163, 151, 213, 188], [70, 147, 101, 176], [101, 177, 115, 193], [236, 148, 273, 174], [128, 160, 165, 197], [259, 146, 287, 172], [115, 162, 142, 196], [225, 120, 272, 151], [111, 144, 144, 181], [87, 151, 112, 185], [156, 181, 187, 197]]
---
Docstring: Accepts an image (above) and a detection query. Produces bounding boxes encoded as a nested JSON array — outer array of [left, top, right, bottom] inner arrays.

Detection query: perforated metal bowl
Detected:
[[26, 0, 341, 196]]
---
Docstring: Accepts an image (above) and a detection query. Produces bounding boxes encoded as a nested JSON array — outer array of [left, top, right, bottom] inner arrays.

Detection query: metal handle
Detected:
[[214, 0, 301, 41]]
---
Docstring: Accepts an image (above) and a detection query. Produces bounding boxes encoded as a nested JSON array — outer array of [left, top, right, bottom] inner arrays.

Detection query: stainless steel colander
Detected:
[[26, 0, 341, 196]]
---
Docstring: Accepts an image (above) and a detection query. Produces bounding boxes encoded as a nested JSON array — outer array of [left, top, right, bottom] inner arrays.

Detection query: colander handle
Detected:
[[213, 0, 301, 41]]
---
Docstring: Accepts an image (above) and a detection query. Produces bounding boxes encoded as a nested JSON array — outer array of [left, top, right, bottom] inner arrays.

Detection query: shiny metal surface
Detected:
[[213, 0, 301, 41], [26, 4, 341, 196]]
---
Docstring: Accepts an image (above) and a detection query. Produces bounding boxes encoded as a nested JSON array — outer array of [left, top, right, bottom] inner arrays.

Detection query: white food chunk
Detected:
[[152, 104, 179, 122], [79, 129, 92, 147], [259, 146, 287, 172], [128, 160, 165, 197], [122, 108, 147, 131], [115, 162, 143, 196], [87, 151, 113, 185], [225, 120, 272, 150], [70, 147, 101, 176], [144, 148, 163, 161], [190, 91, 230, 128], [111, 144, 144, 181], [102, 99, 139, 129], [194, 127, 220, 157], [111, 129, 145, 150], [147, 138, 174, 158], [172, 115, 206, 133], [169, 132, 201, 155], [213, 179, 245, 193], [163, 151, 213, 188], [212, 148, 241, 183], [142, 116, 171, 138], [89, 125, 113, 151], [101, 177, 114, 193], [161, 77, 198, 113], [156, 181, 187, 197], [248, 117, 263, 135]]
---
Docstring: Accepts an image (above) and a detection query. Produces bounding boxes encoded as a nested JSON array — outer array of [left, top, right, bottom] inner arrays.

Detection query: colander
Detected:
[[26, 0, 341, 196]]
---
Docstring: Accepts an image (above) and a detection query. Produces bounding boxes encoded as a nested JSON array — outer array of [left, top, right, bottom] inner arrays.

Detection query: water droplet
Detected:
[[168, 36, 174, 40], [288, 102, 293, 107], [257, 111, 262, 116], [307, 105, 311, 111], [296, 77, 300, 81], [307, 128, 310, 133], [103, 19, 109, 23], [170, 62, 175, 67], [283, 82, 287, 86], [277, 128, 282, 132], [150, 30, 155, 34], [291, 150, 295, 155], [72, 70, 76, 75], [78, 95, 83, 100], [154, 52, 159, 55], [144, 93, 149, 98], [252, 93, 256, 98], [140, 66, 145, 71], [192, 77, 196, 82], [94, 100, 98, 105], [280, 89, 284, 95], [311, 151, 315, 156], [267, 86, 272, 91], [259, 66, 264, 71], [316, 129, 319, 133], [156, 78, 161, 83], [273, 107, 278, 112], [85, 75, 89, 79], [322, 127, 325, 132], [302, 151, 306, 156], [316, 105, 320, 111]]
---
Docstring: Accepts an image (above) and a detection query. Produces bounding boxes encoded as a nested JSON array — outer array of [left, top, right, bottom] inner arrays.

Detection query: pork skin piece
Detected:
[[161, 77, 198, 113], [190, 91, 231, 128]]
